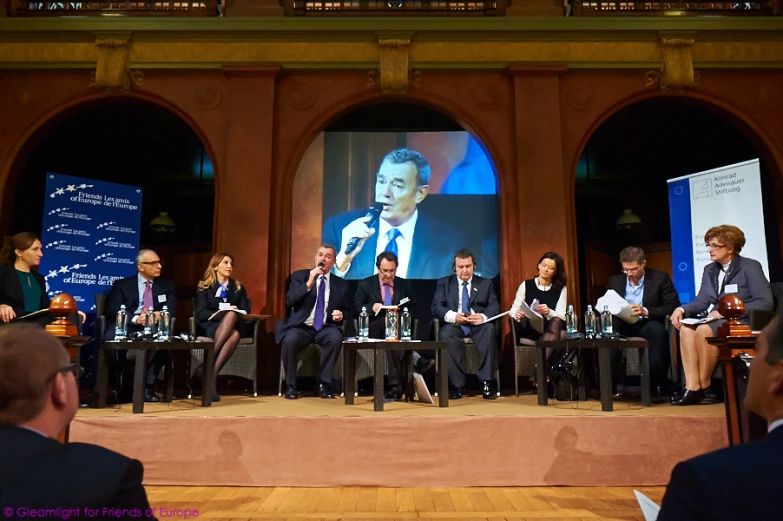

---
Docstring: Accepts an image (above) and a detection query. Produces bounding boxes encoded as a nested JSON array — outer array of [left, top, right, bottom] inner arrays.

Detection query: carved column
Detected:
[[92, 33, 142, 91], [646, 32, 697, 90], [371, 32, 417, 94]]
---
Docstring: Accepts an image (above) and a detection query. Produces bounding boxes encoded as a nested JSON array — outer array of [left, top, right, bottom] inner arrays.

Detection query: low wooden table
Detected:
[[96, 339, 215, 414], [707, 335, 766, 445], [535, 336, 651, 412], [343, 340, 448, 412]]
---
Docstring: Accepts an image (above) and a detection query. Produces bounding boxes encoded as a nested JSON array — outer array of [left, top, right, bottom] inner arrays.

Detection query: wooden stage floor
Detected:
[[146, 485, 666, 521]]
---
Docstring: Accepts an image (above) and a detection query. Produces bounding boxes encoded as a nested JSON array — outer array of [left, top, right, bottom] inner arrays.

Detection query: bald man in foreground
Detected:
[[0, 324, 156, 519]]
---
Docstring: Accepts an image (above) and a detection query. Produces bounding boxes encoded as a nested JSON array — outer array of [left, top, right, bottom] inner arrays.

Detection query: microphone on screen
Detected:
[[344, 202, 385, 255]]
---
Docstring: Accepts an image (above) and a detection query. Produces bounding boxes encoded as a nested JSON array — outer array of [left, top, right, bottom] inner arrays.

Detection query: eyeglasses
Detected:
[[47, 362, 83, 383], [621, 267, 641, 275], [140, 260, 163, 266], [705, 243, 726, 251], [378, 268, 396, 276]]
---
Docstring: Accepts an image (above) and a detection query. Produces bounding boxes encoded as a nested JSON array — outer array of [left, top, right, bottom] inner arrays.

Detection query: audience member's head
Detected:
[[744, 315, 783, 423], [136, 249, 162, 280], [0, 324, 79, 438]]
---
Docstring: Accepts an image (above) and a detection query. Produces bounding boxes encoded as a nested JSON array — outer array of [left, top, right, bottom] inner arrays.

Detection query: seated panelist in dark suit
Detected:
[[432, 249, 500, 400], [275, 244, 350, 400], [194, 252, 251, 403], [354, 251, 435, 402], [605, 246, 680, 401], [322, 148, 467, 280], [0, 232, 85, 326], [0, 324, 155, 519], [670, 225, 773, 405], [104, 249, 176, 403], [658, 315, 783, 521]]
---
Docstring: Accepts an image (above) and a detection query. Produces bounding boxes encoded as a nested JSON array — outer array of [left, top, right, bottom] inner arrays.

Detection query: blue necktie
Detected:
[[313, 276, 326, 331], [461, 281, 470, 335], [383, 283, 392, 306], [384, 228, 401, 257], [218, 284, 227, 301]]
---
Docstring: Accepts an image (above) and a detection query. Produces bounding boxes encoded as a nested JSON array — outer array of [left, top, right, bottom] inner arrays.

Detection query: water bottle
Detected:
[[115, 304, 127, 340], [601, 305, 613, 337], [143, 307, 155, 336], [359, 306, 369, 341], [159, 305, 171, 340], [584, 305, 595, 338], [565, 304, 577, 336], [400, 307, 412, 341]]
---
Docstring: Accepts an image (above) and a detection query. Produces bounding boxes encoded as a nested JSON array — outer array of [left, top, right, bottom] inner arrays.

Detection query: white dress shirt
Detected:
[[768, 418, 783, 434], [374, 210, 418, 279], [510, 278, 568, 321], [444, 277, 488, 323], [305, 273, 330, 327], [718, 260, 732, 294]]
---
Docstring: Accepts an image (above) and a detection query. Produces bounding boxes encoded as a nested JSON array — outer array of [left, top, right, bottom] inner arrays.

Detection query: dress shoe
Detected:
[[449, 386, 463, 400], [317, 382, 335, 399], [384, 387, 402, 402], [414, 356, 436, 373], [672, 389, 705, 406], [212, 393, 221, 403], [284, 385, 298, 400], [144, 388, 161, 403], [482, 381, 496, 400]]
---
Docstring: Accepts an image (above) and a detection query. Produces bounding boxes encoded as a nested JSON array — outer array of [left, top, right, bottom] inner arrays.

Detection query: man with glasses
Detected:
[[354, 251, 435, 402], [605, 246, 680, 402], [105, 249, 176, 402], [0, 324, 155, 516]]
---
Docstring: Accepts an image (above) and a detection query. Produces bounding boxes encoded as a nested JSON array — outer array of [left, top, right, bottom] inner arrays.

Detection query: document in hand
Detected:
[[516, 299, 544, 334], [596, 290, 639, 324], [15, 309, 50, 321], [634, 490, 660, 521], [374, 297, 411, 316], [681, 317, 717, 326], [208, 308, 247, 321], [484, 310, 511, 323]]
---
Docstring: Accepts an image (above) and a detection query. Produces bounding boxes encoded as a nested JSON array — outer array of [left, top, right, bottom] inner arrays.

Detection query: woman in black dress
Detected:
[[195, 252, 250, 400]]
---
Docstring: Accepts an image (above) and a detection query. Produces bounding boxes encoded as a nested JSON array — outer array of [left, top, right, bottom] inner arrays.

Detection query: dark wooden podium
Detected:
[[708, 335, 768, 445], [55, 335, 90, 443]]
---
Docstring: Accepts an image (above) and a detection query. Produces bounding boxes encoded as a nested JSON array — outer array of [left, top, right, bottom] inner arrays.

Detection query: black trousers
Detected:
[[611, 318, 670, 390], [280, 324, 343, 387], [439, 322, 495, 387]]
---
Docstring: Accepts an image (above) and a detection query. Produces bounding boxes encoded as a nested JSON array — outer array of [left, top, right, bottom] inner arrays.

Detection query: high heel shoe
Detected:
[[672, 389, 705, 406]]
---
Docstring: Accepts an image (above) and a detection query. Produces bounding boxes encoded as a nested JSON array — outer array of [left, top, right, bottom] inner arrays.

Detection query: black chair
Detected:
[[188, 298, 261, 396], [432, 318, 501, 397], [749, 281, 783, 331]]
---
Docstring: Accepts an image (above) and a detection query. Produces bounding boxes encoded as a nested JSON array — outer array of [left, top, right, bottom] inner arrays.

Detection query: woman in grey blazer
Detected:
[[670, 225, 773, 405]]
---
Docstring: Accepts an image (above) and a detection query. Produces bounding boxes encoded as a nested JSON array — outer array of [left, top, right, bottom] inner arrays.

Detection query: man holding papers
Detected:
[[432, 249, 500, 400], [605, 246, 680, 402], [354, 251, 434, 402]]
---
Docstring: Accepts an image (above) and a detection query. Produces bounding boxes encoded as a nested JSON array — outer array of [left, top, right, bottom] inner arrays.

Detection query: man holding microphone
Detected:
[[275, 244, 351, 400]]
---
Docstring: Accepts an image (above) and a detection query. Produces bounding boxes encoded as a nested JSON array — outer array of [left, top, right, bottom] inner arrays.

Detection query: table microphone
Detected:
[[345, 202, 384, 255]]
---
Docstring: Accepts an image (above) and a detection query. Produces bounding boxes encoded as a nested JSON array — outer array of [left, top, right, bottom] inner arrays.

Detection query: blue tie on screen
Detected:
[[384, 228, 401, 257], [461, 281, 470, 335], [383, 283, 392, 306], [313, 276, 326, 331]]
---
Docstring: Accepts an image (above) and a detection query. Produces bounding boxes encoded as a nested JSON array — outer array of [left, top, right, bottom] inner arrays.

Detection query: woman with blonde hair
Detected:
[[195, 252, 251, 401], [670, 225, 773, 405]]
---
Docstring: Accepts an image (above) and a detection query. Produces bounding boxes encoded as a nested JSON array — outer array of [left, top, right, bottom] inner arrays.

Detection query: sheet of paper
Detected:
[[208, 308, 247, 321], [516, 300, 544, 333], [681, 317, 717, 326], [374, 297, 411, 316], [634, 490, 660, 521], [484, 310, 511, 323], [597, 290, 639, 324], [413, 373, 434, 404], [16, 309, 50, 321]]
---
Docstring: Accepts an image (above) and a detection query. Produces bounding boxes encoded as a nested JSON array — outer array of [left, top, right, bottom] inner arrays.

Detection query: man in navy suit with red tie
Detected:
[[432, 249, 500, 400], [658, 314, 783, 521], [275, 245, 351, 400]]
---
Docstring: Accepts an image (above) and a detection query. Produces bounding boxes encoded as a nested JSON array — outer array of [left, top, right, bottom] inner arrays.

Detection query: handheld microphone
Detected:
[[345, 202, 385, 255], [317, 262, 325, 269]]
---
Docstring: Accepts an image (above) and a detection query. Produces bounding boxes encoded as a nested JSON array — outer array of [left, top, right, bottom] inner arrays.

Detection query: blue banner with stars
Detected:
[[40, 173, 142, 314]]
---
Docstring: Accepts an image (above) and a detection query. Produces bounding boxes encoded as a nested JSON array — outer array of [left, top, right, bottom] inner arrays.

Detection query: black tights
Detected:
[[541, 317, 565, 360], [212, 312, 241, 393]]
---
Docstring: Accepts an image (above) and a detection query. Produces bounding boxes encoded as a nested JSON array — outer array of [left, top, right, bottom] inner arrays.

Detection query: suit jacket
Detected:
[[104, 275, 177, 340], [274, 269, 351, 343], [606, 268, 681, 322], [0, 425, 155, 519], [354, 275, 414, 327], [658, 425, 783, 521], [322, 209, 467, 280], [0, 262, 49, 317], [682, 255, 773, 318], [431, 274, 500, 323], [195, 280, 251, 325]]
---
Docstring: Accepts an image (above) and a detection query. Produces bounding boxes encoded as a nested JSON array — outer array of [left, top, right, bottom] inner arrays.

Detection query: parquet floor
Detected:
[[145, 486, 664, 520]]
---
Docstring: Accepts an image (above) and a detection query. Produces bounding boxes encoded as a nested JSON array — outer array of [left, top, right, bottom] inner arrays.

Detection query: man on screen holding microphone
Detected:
[[275, 245, 351, 400], [322, 148, 466, 280]]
